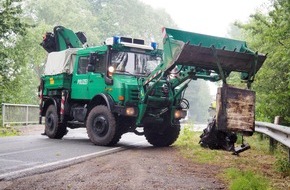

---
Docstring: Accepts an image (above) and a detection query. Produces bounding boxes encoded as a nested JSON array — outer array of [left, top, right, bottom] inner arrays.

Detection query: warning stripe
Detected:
[[144, 70, 162, 85], [60, 91, 65, 115], [162, 27, 168, 44], [162, 27, 167, 39]]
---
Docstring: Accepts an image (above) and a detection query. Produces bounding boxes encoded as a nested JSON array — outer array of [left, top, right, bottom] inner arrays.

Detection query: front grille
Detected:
[[130, 89, 140, 101]]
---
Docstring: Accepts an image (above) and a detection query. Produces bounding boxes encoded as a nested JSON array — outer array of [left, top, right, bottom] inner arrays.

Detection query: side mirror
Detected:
[[89, 53, 98, 65]]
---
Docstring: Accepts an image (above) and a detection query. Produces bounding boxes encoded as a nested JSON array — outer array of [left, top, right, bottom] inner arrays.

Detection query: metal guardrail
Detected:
[[255, 121, 290, 148], [2, 103, 39, 126], [255, 121, 290, 162]]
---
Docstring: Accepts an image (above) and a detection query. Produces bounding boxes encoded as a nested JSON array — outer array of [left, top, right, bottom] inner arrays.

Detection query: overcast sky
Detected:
[[141, 0, 268, 37]]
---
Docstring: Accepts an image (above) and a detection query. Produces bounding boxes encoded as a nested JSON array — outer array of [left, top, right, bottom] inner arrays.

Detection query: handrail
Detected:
[[255, 121, 290, 148], [255, 121, 290, 162], [1, 103, 39, 126]]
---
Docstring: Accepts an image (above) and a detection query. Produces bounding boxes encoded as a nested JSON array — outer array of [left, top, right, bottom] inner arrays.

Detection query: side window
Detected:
[[94, 54, 106, 73], [77, 56, 89, 74]]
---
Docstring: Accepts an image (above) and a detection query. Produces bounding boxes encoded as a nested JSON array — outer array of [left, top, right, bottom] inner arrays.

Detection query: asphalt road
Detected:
[[0, 128, 148, 180]]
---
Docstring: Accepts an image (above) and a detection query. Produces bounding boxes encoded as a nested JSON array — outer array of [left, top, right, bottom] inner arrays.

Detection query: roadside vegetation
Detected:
[[0, 125, 20, 137], [175, 123, 290, 190]]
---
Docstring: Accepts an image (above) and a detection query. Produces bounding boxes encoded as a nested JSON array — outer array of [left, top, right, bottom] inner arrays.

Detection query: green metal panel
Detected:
[[54, 26, 83, 51], [70, 46, 108, 100], [144, 27, 266, 85], [165, 28, 248, 52], [109, 74, 139, 104], [77, 45, 108, 55], [162, 28, 267, 74], [42, 74, 71, 94], [71, 71, 108, 100], [88, 73, 107, 99], [71, 73, 90, 99]]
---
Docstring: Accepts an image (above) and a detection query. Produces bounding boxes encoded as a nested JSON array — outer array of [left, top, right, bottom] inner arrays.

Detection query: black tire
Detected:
[[86, 105, 117, 146], [107, 128, 122, 146], [144, 122, 180, 147], [109, 116, 133, 146], [107, 117, 123, 146], [45, 105, 67, 139]]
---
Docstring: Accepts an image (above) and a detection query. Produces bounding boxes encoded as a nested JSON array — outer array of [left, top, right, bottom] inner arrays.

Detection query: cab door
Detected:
[[71, 56, 90, 100], [87, 53, 106, 98]]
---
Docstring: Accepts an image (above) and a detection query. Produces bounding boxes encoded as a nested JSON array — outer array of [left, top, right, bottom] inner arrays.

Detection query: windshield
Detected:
[[111, 51, 160, 76]]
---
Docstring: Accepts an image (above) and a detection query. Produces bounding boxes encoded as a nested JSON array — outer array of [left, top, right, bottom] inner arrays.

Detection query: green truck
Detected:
[[38, 26, 266, 147]]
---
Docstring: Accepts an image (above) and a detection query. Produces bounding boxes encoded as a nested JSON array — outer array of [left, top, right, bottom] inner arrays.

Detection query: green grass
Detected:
[[224, 168, 270, 190], [274, 145, 290, 176], [176, 127, 225, 163], [0, 126, 20, 137], [175, 124, 290, 190]]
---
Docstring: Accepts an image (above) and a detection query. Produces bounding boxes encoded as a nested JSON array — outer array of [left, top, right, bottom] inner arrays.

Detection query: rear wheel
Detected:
[[86, 105, 117, 146], [45, 105, 67, 139], [144, 122, 180, 147]]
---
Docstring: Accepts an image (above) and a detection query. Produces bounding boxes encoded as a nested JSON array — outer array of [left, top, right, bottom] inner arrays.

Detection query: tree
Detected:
[[24, 0, 99, 43], [0, 0, 26, 68], [0, 0, 28, 126], [0, 0, 27, 103], [236, 0, 290, 124], [88, 0, 177, 45], [0, 0, 26, 39]]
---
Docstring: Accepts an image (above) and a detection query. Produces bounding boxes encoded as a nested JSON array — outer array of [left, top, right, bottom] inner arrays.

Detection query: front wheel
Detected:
[[86, 105, 117, 146], [45, 105, 67, 139], [144, 122, 180, 147]]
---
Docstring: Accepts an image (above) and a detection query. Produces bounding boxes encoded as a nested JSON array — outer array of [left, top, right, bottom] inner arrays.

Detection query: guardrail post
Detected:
[[269, 137, 276, 153], [288, 148, 290, 163], [26, 105, 29, 125], [259, 132, 264, 140], [2, 104, 5, 127], [269, 116, 280, 153]]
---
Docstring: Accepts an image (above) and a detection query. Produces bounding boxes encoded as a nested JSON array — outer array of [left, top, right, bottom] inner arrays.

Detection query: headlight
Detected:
[[108, 66, 115, 77], [126, 107, 136, 116], [174, 110, 187, 119]]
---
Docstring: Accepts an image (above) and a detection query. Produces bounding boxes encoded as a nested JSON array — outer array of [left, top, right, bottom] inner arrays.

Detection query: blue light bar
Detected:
[[151, 42, 158, 50], [113, 36, 120, 44]]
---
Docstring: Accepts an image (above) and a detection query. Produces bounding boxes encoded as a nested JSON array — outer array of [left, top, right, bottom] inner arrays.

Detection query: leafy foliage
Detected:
[[235, 0, 290, 124], [88, 0, 177, 45], [25, 0, 99, 43], [0, 0, 26, 39], [0, 0, 29, 106]]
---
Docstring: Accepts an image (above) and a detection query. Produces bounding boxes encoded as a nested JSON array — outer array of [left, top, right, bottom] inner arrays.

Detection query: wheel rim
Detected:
[[46, 113, 55, 131], [92, 115, 109, 137]]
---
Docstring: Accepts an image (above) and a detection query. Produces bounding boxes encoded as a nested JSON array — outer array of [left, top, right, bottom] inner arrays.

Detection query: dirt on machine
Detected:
[[38, 26, 266, 151]]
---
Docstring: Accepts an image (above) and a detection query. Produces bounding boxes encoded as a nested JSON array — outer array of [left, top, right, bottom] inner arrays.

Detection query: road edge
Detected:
[[0, 140, 146, 181]]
